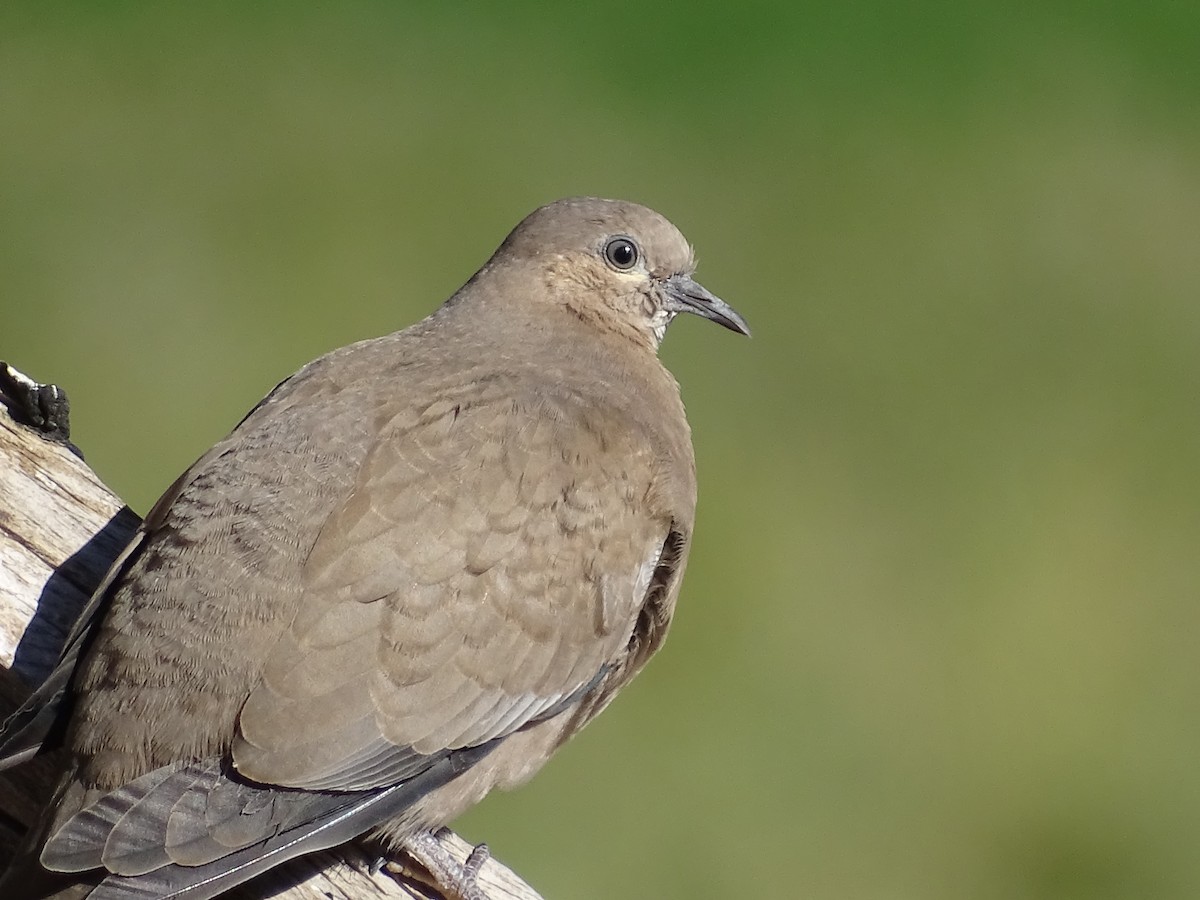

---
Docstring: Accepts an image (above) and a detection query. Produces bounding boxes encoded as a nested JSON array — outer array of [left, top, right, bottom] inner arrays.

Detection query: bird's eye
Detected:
[[603, 236, 639, 271]]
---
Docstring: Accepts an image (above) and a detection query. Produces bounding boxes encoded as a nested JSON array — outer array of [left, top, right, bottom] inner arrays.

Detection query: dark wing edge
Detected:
[[0, 440, 223, 770], [562, 523, 690, 735], [0, 530, 147, 770], [0, 742, 491, 900]]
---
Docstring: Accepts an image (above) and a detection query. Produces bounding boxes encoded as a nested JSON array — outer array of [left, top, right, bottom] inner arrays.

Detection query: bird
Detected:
[[0, 196, 749, 900]]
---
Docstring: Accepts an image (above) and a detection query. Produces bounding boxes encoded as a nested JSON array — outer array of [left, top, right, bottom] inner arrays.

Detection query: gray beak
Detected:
[[662, 274, 751, 336]]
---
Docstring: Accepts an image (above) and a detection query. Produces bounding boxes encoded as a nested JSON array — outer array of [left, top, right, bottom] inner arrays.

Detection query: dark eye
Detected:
[[603, 236, 639, 270]]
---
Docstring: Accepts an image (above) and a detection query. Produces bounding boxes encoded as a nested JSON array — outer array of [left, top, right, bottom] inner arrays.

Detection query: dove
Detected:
[[0, 196, 749, 899]]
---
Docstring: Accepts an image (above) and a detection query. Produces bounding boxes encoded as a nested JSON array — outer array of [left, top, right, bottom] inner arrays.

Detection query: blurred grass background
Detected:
[[3, 3, 1200, 898]]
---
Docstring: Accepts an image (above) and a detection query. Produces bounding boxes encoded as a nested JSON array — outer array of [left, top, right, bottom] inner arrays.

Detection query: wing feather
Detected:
[[232, 394, 665, 790]]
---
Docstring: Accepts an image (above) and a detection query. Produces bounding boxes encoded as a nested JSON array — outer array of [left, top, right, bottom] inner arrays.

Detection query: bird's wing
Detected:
[[34, 742, 502, 900], [231, 389, 669, 790], [25, 388, 680, 900]]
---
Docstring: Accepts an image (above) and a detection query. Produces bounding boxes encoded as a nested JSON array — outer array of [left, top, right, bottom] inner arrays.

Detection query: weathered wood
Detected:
[[0, 364, 543, 900]]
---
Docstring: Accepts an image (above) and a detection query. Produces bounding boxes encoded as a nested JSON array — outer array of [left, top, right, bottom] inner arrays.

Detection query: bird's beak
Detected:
[[662, 274, 751, 336]]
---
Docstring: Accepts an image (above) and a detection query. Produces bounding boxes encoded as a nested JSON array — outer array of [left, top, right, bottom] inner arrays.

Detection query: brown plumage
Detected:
[[0, 197, 749, 899]]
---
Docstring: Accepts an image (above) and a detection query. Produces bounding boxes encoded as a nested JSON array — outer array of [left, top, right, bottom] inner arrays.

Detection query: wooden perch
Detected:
[[0, 363, 543, 900]]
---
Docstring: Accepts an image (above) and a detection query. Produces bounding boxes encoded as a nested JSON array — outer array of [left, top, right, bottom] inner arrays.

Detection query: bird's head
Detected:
[[490, 197, 750, 350]]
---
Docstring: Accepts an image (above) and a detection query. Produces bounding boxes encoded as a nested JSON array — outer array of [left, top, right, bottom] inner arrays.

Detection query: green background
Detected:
[[4, 4, 1200, 898]]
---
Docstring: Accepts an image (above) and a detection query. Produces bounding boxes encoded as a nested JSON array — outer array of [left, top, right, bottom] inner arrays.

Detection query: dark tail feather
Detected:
[[86, 741, 496, 900]]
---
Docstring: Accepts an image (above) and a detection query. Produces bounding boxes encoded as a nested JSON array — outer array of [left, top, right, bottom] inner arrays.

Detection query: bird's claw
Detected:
[[389, 829, 490, 900]]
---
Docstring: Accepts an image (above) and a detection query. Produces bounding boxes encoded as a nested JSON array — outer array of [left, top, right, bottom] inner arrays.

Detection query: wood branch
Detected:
[[0, 363, 544, 900]]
